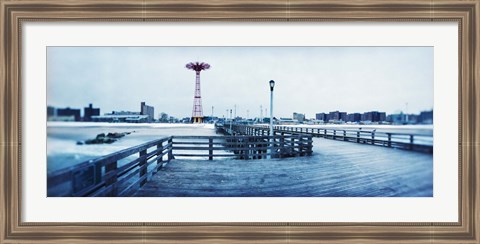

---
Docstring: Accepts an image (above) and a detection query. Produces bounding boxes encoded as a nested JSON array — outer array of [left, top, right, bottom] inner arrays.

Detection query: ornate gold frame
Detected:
[[1, 0, 479, 242]]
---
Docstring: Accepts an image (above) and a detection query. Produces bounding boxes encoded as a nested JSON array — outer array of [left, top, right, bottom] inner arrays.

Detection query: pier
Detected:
[[135, 137, 432, 197], [47, 124, 432, 197], [47, 133, 313, 197], [221, 124, 433, 153]]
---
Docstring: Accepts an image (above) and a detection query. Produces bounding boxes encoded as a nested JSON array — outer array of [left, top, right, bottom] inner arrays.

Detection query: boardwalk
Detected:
[[134, 137, 433, 197]]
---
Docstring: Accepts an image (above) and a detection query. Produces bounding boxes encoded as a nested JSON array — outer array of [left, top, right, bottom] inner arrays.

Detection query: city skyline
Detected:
[[47, 102, 432, 124], [47, 46, 433, 118]]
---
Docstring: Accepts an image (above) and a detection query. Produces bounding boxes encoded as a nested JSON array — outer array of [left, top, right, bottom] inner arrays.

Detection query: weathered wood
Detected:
[[174, 141, 218, 145], [139, 150, 147, 187], [410, 135, 414, 150], [174, 153, 238, 157], [104, 161, 118, 197], [245, 138, 250, 160], [173, 134, 312, 159], [227, 124, 432, 153], [208, 138, 213, 160], [156, 142, 163, 172], [168, 138, 174, 160], [48, 136, 174, 197], [48, 132, 313, 197], [135, 137, 433, 197]]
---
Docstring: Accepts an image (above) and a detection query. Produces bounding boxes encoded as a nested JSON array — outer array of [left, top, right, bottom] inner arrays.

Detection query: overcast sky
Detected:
[[47, 47, 433, 119]]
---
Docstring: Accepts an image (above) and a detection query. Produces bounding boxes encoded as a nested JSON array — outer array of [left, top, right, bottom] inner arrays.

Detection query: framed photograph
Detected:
[[1, 0, 479, 243]]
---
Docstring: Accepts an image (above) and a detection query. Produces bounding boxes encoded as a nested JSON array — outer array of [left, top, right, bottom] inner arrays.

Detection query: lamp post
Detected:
[[229, 109, 233, 134], [268, 80, 275, 159]]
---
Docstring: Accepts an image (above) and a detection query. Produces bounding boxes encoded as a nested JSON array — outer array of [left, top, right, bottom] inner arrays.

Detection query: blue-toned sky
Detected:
[[47, 47, 433, 119]]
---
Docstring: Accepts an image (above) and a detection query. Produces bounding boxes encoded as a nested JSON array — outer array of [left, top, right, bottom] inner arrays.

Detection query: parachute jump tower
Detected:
[[186, 61, 210, 123]]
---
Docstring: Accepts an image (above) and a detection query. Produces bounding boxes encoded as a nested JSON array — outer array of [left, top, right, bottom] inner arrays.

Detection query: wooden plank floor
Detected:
[[134, 138, 433, 197]]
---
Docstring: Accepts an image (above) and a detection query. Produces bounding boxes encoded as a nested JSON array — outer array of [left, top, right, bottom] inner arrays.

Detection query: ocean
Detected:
[[47, 122, 433, 173]]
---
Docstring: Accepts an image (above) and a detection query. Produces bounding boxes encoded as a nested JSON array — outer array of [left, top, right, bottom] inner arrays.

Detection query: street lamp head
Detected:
[[269, 80, 275, 91]]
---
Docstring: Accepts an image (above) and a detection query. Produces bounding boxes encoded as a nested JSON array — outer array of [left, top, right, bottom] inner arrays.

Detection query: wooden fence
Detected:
[[225, 124, 433, 153], [48, 134, 312, 197], [173, 135, 312, 160], [47, 137, 173, 197]]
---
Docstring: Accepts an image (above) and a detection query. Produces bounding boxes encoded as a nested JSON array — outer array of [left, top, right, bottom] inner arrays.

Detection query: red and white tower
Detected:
[[186, 61, 210, 123]]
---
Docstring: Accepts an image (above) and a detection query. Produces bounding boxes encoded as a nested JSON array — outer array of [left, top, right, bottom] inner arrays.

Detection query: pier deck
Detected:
[[134, 137, 433, 197]]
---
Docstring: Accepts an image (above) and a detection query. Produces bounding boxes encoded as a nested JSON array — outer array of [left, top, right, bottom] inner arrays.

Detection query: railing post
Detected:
[[387, 133, 392, 147], [357, 131, 360, 143], [317, 129, 320, 136], [269, 135, 274, 159], [209, 138, 213, 160], [410, 135, 414, 149], [299, 136, 305, 156], [307, 136, 313, 156], [291, 137, 296, 156], [168, 137, 174, 161], [105, 161, 118, 197], [254, 136, 258, 159], [280, 132, 285, 158], [333, 130, 336, 140], [324, 129, 327, 138], [235, 137, 239, 154], [139, 149, 147, 187], [94, 161, 102, 185], [244, 138, 249, 160], [156, 141, 164, 172], [371, 132, 375, 144], [343, 130, 347, 141]]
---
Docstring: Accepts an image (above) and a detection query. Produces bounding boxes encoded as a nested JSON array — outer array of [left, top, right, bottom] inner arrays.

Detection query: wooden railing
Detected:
[[172, 135, 313, 160], [225, 124, 433, 153], [47, 136, 173, 197], [48, 134, 312, 197]]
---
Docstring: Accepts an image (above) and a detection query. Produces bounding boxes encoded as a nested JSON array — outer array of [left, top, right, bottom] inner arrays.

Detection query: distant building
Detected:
[[83, 103, 100, 121], [387, 112, 417, 124], [379, 112, 387, 122], [308, 119, 325, 125], [361, 111, 386, 123], [203, 116, 219, 123], [346, 113, 362, 122], [56, 107, 81, 121], [278, 118, 298, 125], [418, 110, 433, 124], [387, 113, 405, 124], [47, 106, 56, 118], [406, 114, 418, 124], [328, 111, 347, 122], [293, 112, 305, 122], [140, 102, 155, 123], [315, 113, 328, 122], [313, 109, 435, 124], [92, 111, 148, 123]]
